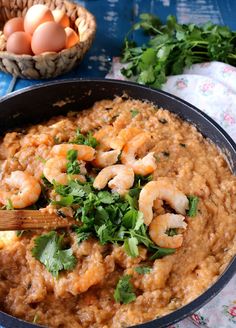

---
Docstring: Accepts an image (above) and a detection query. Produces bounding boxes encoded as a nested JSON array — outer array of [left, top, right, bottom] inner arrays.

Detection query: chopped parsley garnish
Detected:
[[135, 266, 152, 274], [187, 195, 199, 217], [32, 231, 77, 277], [71, 129, 98, 148], [114, 275, 136, 304], [66, 149, 80, 175], [130, 109, 139, 117], [52, 176, 174, 259], [6, 199, 14, 210], [124, 237, 139, 258], [149, 247, 175, 260]]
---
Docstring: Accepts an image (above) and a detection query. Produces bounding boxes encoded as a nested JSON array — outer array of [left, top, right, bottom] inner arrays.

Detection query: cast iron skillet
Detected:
[[0, 79, 235, 328]]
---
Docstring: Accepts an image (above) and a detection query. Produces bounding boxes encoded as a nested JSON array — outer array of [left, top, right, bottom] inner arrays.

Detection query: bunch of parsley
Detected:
[[121, 14, 236, 88]]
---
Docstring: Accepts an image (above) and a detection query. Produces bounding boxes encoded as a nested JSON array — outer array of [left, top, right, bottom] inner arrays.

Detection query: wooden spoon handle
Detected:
[[0, 210, 74, 231]]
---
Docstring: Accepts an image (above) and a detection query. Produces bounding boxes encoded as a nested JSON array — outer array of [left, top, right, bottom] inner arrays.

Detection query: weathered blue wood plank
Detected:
[[0, 0, 236, 96]]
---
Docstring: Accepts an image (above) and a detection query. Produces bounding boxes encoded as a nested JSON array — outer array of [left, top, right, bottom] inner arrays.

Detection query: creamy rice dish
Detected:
[[0, 97, 235, 328]]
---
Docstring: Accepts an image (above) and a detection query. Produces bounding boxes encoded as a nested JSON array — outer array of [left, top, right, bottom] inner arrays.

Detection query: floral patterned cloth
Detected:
[[106, 59, 236, 328]]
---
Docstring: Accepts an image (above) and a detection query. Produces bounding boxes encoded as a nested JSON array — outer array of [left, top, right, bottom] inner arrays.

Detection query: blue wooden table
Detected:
[[0, 0, 236, 96]]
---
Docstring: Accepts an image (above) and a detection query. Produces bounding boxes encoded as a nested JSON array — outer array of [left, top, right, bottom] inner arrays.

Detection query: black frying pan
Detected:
[[0, 79, 235, 328]]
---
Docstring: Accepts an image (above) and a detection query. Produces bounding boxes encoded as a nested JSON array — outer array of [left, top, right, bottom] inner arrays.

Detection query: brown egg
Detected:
[[6, 31, 32, 55], [24, 4, 54, 35], [52, 9, 70, 28], [65, 27, 79, 48], [3, 17, 24, 39], [31, 21, 66, 55]]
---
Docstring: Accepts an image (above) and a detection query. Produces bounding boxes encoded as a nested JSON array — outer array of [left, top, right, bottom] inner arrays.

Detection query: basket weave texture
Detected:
[[0, 0, 96, 79]]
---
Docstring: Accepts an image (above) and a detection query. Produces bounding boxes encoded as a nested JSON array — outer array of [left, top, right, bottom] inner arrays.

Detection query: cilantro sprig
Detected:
[[121, 14, 236, 88], [32, 231, 77, 277]]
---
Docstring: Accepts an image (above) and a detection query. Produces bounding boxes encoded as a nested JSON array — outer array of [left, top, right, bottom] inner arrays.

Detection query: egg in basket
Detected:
[[0, 0, 96, 79]]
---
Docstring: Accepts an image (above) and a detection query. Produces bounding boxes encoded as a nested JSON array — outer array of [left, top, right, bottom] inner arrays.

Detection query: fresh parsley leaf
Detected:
[[122, 209, 139, 229], [32, 231, 77, 277], [124, 237, 139, 257], [149, 247, 175, 260], [66, 149, 81, 175], [53, 194, 74, 206], [135, 266, 152, 274], [187, 195, 199, 217], [131, 109, 139, 117], [121, 14, 236, 88], [71, 129, 98, 148], [6, 199, 14, 210], [76, 231, 91, 244], [114, 275, 136, 304]]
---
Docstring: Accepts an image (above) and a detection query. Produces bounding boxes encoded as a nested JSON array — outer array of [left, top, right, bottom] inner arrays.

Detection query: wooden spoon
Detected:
[[0, 210, 75, 231]]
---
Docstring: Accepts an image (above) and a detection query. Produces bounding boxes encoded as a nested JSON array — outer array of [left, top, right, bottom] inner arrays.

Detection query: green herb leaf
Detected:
[[114, 275, 136, 304], [32, 231, 77, 277], [149, 247, 175, 260], [6, 199, 14, 210], [124, 237, 139, 257], [66, 149, 81, 175], [131, 109, 139, 117], [71, 129, 98, 148], [187, 195, 199, 217], [135, 266, 152, 274], [121, 14, 236, 88]]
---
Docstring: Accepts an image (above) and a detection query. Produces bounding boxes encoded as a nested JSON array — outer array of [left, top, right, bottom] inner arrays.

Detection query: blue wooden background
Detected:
[[0, 0, 236, 97]]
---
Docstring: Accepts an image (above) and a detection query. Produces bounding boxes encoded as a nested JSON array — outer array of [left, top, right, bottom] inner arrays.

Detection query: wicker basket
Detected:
[[0, 0, 96, 79]]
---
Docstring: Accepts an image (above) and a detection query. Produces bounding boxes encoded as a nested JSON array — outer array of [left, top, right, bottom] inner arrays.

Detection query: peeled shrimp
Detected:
[[149, 213, 187, 248], [93, 127, 142, 167], [51, 144, 95, 161], [93, 126, 114, 150], [43, 156, 86, 185], [110, 127, 143, 151], [93, 164, 134, 195], [92, 149, 120, 168], [0, 171, 41, 209], [139, 179, 189, 226], [121, 132, 157, 176]]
